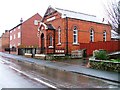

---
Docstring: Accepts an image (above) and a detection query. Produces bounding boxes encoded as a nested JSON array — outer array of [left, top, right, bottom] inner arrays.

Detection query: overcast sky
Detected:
[[0, 0, 106, 36]]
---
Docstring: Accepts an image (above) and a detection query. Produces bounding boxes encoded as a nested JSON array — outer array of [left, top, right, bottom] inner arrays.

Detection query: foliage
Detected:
[[104, 0, 120, 34], [110, 59, 120, 62], [89, 60, 120, 72], [94, 50, 109, 60], [46, 54, 71, 61]]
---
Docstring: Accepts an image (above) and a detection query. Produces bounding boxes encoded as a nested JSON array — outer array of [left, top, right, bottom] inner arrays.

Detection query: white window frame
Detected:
[[90, 29, 94, 42], [18, 32, 21, 38], [103, 31, 107, 41], [73, 26, 78, 44], [10, 44, 12, 48], [58, 27, 61, 45], [10, 36, 12, 40], [49, 36, 53, 48]]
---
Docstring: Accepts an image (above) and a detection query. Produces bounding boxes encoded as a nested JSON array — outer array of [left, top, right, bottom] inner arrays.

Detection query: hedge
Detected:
[[89, 60, 120, 73]]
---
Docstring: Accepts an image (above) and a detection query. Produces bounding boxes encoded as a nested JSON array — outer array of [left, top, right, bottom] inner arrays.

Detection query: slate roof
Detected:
[[46, 24, 55, 30], [54, 7, 108, 24]]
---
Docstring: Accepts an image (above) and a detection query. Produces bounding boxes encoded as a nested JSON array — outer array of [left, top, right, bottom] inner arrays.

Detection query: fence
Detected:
[[79, 41, 120, 56]]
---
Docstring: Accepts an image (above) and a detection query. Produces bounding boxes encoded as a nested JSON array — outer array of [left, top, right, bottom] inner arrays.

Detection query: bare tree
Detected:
[[104, 0, 120, 34]]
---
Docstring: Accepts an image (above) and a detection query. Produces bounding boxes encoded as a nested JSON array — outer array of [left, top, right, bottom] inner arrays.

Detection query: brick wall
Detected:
[[22, 13, 42, 47], [0, 31, 10, 52], [43, 12, 111, 54], [67, 18, 111, 54], [79, 41, 120, 56]]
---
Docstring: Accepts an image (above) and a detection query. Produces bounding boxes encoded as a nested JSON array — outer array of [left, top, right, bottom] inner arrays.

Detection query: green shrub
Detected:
[[94, 50, 109, 60]]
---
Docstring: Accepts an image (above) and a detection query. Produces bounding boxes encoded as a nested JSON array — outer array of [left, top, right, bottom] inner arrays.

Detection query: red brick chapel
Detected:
[[38, 6, 111, 55]]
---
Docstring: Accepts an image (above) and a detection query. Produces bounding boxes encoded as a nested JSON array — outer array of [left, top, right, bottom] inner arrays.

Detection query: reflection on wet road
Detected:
[[0, 58, 49, 89], [0, 55, 119, 89]]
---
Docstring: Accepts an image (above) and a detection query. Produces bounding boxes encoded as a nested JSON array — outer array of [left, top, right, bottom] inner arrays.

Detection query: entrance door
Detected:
[[41, 33, 44, 53]]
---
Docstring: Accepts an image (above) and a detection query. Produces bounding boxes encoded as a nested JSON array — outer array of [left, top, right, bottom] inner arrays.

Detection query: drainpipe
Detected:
[[66, 17, 68, 55], [8, 31, 10, 54], [54, 29, 56, 54], [20, 18, 23, 55]]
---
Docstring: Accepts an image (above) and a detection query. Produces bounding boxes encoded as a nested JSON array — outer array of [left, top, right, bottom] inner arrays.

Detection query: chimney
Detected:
[[5, 30, 8, 32], [20, 18, 23, 23], [102, 18, 105, 22]]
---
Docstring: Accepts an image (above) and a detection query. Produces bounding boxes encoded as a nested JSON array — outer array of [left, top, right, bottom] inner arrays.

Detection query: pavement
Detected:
[[0, 52, 120, 83]]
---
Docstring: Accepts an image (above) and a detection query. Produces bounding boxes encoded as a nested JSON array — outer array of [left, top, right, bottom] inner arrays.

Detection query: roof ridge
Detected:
[[55, 7, 96, 17]]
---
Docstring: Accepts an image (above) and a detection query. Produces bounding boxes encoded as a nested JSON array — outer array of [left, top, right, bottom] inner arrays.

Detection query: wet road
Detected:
[[0, 54, 119, 89], [0, 57, 51, 89]]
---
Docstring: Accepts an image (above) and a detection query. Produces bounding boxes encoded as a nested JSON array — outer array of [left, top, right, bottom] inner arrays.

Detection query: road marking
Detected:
[[0, 60, 4, 64], [34, 78, 57, 89], [9, 66, 57, 89]]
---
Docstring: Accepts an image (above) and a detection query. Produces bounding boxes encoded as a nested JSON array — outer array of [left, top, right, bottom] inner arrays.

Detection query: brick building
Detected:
[[0, 30, 10, 52], [9, 13, 42, 55], [38, 6, 111, 55]]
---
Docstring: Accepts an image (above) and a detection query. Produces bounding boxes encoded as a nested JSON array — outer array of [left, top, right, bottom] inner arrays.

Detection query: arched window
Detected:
[[103, 31, 107, 41], [49, 36, 53, 46], [90, 29, 94, 42], [73, 26, 78, 44], [58, 27, 61, 44]]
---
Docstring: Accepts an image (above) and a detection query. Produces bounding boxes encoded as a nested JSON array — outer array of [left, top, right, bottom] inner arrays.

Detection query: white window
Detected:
[[10, 44, 12, 48], [50, 36, 53, 46], [103, 31, 107, 41], [90, 29, 94, 42], [73, 26, 78, 44], [34, 20, 39, 25], [10, 31, 12, 33], [58, 27, 61, 44], [10, 36, 12, 40], [18, 32, 21, 38], [49, 36, 53, 48], [14, 34, 16, 39]]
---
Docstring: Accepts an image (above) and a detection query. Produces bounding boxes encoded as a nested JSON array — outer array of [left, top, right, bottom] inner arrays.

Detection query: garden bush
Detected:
[[89, 60, 120, 72], [94, 50, 109, 60]]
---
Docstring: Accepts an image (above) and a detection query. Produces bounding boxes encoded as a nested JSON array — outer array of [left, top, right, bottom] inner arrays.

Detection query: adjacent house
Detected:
[[0, 30, 10, 52], [9, 13, 42, 55], [37, 6, 111, 55]]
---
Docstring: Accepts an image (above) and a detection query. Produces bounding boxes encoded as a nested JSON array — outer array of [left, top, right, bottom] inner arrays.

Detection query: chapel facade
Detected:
[[38, 7, 111, 55]]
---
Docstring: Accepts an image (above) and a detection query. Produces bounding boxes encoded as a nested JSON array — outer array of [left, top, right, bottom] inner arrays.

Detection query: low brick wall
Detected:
[[89, 60, 120, 72]]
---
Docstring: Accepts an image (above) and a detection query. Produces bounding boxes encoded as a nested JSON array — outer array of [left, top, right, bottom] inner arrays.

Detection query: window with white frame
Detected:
[[58, 27, 61, 44], [14, 34, 16, 39], [103, 31, 107, 41], [90, 29, 94, 42], [10, 44, 12, 48], [18, 32, 21, 38], [10, 36, 12, 40], [49, 35, 53, 48], [50, 36, 53, 46], [73, 26, 78, 44]]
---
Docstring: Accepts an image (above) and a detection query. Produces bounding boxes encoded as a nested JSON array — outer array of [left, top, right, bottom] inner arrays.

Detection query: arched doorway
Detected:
[[41, 33, 44, 53]]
